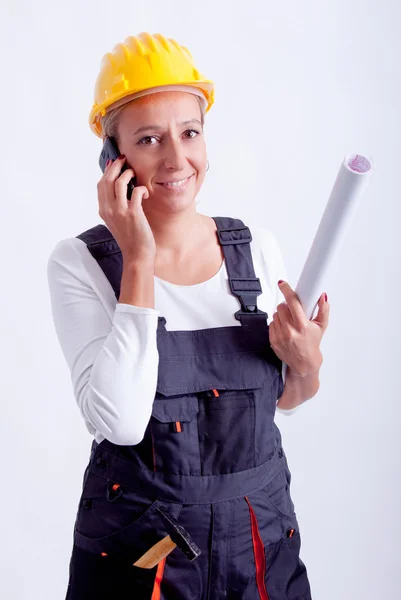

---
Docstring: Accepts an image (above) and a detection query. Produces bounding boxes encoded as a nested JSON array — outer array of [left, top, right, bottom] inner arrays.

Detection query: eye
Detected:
[[138, 135, 158, 145], [183, 128, 200, 138], [137, 129, 200, 145]]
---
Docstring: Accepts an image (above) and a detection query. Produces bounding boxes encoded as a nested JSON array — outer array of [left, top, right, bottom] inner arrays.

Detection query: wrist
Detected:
[[286, 352, 323, 378], [123, 256, 155, 271]]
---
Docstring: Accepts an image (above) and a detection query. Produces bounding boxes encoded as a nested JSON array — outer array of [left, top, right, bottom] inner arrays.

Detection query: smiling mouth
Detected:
[[157, 174, 194, 188]]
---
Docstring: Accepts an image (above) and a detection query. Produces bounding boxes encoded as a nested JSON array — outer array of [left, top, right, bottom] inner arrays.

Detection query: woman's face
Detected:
[[115, 91, 207, 214]]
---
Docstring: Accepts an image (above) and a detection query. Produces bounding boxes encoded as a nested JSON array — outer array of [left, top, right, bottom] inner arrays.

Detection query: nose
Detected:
[[163, 137, 188, 171]]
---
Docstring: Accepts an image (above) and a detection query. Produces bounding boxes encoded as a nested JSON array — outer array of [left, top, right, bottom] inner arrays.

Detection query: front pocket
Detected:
[[75, 471, 159, 540], [74, 476, 183, 565], [150, 395, 201, 475], [260, 464, 296, 519]]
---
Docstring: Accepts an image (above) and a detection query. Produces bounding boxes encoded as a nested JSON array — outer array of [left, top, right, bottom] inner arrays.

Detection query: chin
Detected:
[[150, 193, 197, 212], [164, 195, 197, 210]]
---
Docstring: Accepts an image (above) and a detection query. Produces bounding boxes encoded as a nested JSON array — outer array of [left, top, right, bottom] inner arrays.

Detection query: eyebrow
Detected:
[[131, 119, 202, 136]]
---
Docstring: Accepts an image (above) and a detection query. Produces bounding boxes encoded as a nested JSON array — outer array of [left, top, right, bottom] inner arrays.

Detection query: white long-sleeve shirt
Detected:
[[47, 224, 299, 446]]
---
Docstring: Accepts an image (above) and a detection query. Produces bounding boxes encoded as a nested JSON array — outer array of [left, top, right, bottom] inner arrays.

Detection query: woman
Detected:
[[47, 32, 329, 600]]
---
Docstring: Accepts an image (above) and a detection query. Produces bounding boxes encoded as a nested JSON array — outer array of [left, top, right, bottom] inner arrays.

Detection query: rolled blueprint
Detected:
[[282, 154, 374, 384]]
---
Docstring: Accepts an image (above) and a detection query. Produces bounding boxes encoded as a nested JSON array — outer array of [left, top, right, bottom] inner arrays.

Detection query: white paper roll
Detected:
[[282, 153, 374, 384]]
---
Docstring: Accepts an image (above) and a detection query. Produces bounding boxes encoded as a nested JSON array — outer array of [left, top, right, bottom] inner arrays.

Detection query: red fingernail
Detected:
[[278, 280, 284, 285], [119, 154, 125, 160], [106, 159, 111, 166], [324, 293, 328, 302]]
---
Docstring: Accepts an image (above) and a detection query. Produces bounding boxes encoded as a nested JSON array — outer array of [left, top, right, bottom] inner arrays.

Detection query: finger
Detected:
[[269, 315, 285, 352], [278, 281, 308, 330], [99, 156, 131, 215], [114, 167, 137, 206], [272, 310, 284, 336], [97, 162, 114, 214], [106, 154, 127, 177], [103, 155, 128, 189], [102, 156, 120, 181], [128, 185, 150, 212], [275, 306, 299, 343], [101, 155, 126, 192], [277, 301, 292, 326], [268, 319, 276, 346], [272, 307, 282, 328]]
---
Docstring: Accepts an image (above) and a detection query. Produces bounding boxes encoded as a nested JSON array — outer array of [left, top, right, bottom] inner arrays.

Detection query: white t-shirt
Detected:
[[46, 223, 299, 446]]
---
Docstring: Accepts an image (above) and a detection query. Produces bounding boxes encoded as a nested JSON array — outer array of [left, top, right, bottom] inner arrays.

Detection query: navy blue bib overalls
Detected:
[[65, 217, 312, 599]]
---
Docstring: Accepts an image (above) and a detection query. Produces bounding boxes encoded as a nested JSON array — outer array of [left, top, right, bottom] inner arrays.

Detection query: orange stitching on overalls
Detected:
[[212, 389, 219, 397]]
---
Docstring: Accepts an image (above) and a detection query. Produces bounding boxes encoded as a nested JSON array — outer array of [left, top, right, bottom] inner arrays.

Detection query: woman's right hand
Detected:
[[97, 155, 156, 263]]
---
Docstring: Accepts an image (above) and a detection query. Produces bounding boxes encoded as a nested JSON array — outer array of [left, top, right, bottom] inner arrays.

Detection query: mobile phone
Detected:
[[99, 136, 136, 200]]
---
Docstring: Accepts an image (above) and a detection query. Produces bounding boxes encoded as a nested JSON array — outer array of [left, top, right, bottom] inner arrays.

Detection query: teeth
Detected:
[[162, 176, 190, 187]]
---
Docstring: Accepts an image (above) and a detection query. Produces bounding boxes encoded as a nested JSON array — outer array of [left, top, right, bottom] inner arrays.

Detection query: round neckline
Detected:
[[154, 258, 225, 288]]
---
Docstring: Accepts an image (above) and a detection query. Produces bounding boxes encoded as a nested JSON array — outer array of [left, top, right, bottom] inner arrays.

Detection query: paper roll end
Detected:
[[344, 154, 373, 174]]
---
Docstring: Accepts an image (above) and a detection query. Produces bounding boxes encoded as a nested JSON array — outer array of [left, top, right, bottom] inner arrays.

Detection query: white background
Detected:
[[1, 1, 400, 598]]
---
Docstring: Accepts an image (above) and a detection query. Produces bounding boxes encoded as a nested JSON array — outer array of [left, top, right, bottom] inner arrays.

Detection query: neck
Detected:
[[146, 208, 209, 258]]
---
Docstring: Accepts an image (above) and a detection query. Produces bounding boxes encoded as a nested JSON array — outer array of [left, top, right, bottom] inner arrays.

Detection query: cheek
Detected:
[[194, 156, 207, 178], [192, 140, 207, 167], [194, 169, 206, 190]]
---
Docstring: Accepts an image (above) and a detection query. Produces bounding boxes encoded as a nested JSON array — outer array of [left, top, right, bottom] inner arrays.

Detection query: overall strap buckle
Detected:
[[229, 277, 268, 321]]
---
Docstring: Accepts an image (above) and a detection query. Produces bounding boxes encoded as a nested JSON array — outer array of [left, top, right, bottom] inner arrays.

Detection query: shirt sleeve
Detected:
[[258, 228, 300, 416], [46, 239, 161, 445]]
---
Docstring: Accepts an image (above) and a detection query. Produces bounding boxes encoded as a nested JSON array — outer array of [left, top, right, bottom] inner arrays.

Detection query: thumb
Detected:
[[311, 293, 329, 329]]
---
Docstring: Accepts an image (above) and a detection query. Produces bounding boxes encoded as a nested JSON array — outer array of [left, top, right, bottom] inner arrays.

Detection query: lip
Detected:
[[156, 174, 194, 185], [156, 173, 194, 191]]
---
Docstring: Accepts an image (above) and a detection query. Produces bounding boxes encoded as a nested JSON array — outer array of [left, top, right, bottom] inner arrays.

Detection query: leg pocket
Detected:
[[65, 543, 158, 599], [265, 531, 312, 600]]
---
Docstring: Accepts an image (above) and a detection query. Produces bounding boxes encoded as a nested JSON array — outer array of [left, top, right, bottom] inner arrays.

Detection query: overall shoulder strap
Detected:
[[76, 218, 268, 328], [76, 224, 122, 300], [212, 217, 268, 326]]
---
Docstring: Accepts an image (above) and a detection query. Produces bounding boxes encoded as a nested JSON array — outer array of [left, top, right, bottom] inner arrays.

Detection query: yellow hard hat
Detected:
[[89, 32, 215, 138]]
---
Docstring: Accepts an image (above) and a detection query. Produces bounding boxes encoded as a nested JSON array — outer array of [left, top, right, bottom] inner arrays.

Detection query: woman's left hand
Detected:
[[268, 280, 330, 377]]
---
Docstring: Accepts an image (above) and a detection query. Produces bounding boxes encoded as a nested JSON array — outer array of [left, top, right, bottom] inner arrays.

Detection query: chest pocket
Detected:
[[152, 370, 282, 476], [153, 342, 283, 476], [197, 387, 257, 475], [150, 395, 201, 476]]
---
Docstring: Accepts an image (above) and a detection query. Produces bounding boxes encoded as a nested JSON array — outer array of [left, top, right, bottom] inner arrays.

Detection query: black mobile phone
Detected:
[[99, 136, 136, 200]]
